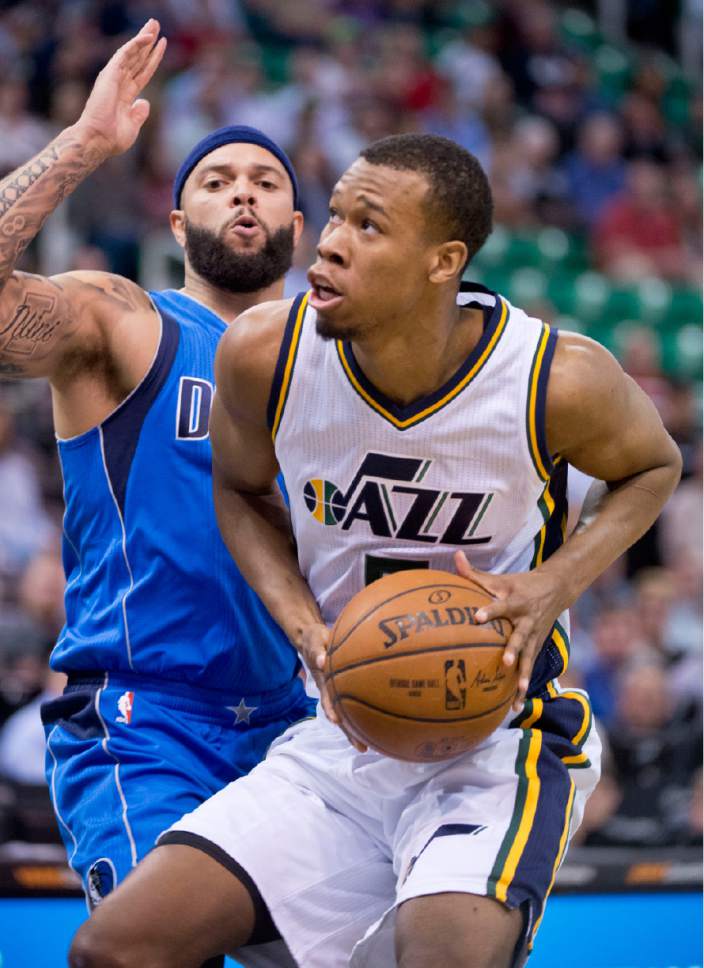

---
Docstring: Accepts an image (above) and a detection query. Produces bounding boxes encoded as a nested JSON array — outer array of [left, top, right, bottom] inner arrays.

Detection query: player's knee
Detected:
[[397, 933, 515, 968], [69, 920, 123, 968], [396, 895, 522, 968], [69, 918, 172, 968]]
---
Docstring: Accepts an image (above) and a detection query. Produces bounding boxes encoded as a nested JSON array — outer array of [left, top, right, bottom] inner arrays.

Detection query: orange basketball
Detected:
[[325, 569, 517, 762]]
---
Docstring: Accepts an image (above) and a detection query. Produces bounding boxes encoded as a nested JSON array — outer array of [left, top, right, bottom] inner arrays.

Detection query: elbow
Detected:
[[668, 440, 684, 489]]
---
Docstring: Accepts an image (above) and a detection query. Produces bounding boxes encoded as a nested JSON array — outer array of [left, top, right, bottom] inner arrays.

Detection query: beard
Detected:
[[184, 217, 295, 294]]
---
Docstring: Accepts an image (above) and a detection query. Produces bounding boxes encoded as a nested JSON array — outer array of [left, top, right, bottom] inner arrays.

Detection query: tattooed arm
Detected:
[[0, 20, 166, 383]]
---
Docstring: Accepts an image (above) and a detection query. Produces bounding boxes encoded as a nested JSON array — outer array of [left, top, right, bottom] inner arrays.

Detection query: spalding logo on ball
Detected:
[[325, 569, 518, 762]]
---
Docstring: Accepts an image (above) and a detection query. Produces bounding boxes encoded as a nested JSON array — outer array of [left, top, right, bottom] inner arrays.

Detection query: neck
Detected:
[[350, 290, 484, 407], [181, 268, 286, 323]]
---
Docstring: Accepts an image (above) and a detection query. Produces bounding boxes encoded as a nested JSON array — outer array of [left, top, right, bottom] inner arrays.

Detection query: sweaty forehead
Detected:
[[334, 158, 430, 216]]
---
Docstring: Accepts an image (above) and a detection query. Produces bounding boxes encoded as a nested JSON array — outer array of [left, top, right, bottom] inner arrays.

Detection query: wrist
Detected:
[[67, 121, 115, 161], [537, 557, 578, 613]]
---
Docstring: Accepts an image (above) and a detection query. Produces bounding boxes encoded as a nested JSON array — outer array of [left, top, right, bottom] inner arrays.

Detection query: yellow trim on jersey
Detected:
[[520, 698, 544, 731], [336, 296, 509, 430], [527, 322, 552, 482], [495, 729, 543, 903], [563, 691, 591, 746], [534, 477, 556, 566], [530, 779, 576, 946], [546, 680, 558, 699], [271, 291, 310, 441], [562, 752, 590, 766], [551, 624, 569, 676]]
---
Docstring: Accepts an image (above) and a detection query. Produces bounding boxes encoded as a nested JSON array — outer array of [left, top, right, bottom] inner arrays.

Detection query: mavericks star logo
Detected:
[[303, 452, 494, 546]]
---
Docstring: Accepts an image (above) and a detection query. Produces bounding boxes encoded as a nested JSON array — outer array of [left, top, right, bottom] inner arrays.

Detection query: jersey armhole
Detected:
[[526, 323, 559, 483], [266, 290, 310, 440]]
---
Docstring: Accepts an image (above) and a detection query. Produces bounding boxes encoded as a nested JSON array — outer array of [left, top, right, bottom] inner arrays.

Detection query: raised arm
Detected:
[[211, 301, 342, 723], [458, 331, 682, 708], [0, 20, 165, 383]]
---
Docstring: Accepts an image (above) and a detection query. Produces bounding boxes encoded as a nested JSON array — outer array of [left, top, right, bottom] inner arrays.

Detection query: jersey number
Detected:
[[364, 553, 430, 586]]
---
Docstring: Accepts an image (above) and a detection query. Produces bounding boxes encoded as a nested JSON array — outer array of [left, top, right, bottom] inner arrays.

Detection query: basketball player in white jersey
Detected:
[[70, 134, 681, 968]]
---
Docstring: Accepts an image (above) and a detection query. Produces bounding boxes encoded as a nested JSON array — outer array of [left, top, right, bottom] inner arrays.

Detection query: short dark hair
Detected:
[[360, 133, 493, 270]]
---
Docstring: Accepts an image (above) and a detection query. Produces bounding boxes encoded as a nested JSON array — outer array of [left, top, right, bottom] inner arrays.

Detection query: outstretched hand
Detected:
[[454, 550, 568, 711], [300, 624, 367, 753], [76, 19, 167, 156]]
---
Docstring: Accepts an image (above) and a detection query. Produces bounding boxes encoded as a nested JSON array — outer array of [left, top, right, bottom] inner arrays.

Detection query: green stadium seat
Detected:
[[594, 44, 632, 104], [508, 267, 548, 305], [605, 285, 641, 324], [560, 8, 602, 52], [669, 287, 703, 326], [673, 324, 703, 377], [573, 271, 611, 321], [636, 278, 673, 325]]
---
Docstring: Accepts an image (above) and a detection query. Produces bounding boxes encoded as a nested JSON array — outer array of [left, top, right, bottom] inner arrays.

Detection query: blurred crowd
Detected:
[[0, 0, 701, 851]]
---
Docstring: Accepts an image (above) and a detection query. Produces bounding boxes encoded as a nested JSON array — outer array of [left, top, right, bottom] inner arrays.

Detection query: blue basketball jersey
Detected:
[[51, 289, 299, 698]]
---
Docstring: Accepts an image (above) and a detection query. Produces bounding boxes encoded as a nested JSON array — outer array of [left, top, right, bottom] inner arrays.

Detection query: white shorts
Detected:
[[160, 684, 601, 968]]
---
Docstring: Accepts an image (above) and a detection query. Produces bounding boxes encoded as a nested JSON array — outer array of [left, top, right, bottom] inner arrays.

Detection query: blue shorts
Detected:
[[41, 671, 315, 906]]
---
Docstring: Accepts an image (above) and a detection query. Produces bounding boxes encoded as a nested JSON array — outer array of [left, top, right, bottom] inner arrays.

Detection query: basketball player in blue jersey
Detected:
[[0, 18, 314, 944], [70, 136, 681, 968]]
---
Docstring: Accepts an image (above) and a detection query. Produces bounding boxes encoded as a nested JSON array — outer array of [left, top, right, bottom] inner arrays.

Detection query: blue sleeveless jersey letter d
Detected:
[[176, 376, 213, 440]]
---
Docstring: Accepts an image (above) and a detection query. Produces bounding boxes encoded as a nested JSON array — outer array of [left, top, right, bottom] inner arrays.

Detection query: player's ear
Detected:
[[170, 209, 186, 249], [292, 210, 305, 248], [428, 241, 467, 286]]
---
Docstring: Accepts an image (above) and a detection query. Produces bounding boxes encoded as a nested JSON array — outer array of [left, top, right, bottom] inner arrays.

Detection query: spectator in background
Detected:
[[421, 77, 491, 173], [436, 10, 502, 111], [602, 661, 701, 846], [564, 112, 626, 228], [0, 666, 65, 785], [620, 90, 672, 164], [661, 443, 703, 569], [583, 603, 649, 728], [0, 396, 54, 581], [506, 114, 570, 225], [593, 160, 697, 283], [0, 73, 51, 175], [633, 567, 702, 701]]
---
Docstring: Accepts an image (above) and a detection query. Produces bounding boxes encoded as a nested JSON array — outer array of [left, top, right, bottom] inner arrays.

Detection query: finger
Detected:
[[514, 643, 538, 709], [319, 682, 341, 726], [117, 20, 161, 70], [454, 551, 504, 598], [502, 624, 529, 668], [473, 598, 513, 626], [133, 35, 167, 88], [128, 98, 150, 127]]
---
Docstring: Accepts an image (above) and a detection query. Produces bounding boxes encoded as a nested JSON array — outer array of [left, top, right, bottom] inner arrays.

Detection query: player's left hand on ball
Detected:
[[300, 624, 367, 752], [454, 551, 567, 712]]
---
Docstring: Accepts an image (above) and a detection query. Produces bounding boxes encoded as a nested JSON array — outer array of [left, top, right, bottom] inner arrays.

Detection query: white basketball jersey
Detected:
[[269, 285, 570, 693]]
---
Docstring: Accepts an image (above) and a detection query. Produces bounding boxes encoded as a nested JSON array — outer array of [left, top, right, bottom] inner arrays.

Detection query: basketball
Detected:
[[325, 569, 517, 762]]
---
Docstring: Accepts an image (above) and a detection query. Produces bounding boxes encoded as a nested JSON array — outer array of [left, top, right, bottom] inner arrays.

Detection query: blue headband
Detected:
[[172, 125, 300, 210]]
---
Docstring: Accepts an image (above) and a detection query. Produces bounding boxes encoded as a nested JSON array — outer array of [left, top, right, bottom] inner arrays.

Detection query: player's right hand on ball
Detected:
[[75, 19, 167, 157], [300, 624, 367, 753]]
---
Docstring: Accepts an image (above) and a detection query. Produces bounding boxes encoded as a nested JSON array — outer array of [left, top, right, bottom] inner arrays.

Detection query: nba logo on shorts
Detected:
[[444, 660, 467, 711], [116, 691, 134, 724]]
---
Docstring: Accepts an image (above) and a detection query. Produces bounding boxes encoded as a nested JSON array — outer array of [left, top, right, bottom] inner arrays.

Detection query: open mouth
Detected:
[[229, 216, 261, 238], [310, 281, 344, 310]]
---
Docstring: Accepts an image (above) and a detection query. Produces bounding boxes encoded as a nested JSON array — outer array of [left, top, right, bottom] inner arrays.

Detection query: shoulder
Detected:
[[549, 330, 625, 400], [217, 297, 295, 375], [215, 297, 296, 418], [51, 270, 152, 316], [546, 330, 629, 453]]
